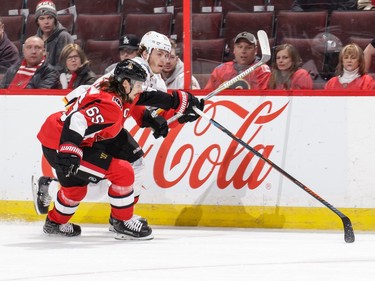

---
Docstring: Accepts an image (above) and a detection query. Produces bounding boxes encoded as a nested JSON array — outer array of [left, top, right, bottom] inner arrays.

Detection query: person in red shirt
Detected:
[[267, 44, 313, 90], [325, 43, 375, 90], [204, 31, 271, 90], [35, 59, 203, 239]]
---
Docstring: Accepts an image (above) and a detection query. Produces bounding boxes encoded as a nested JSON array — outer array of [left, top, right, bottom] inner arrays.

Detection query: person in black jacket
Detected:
[[0, 36, 59, 89], [58, 43, 97, 89]]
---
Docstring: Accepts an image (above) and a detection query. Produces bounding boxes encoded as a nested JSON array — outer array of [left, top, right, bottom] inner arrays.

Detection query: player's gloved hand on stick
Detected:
[[56, 143, 83, 177], [142, 109, 169, 139], [172, 90, 205, 123]]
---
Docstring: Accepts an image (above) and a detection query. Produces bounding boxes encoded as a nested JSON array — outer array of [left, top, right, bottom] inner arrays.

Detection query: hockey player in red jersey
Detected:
[[35, 59, 204, 239]]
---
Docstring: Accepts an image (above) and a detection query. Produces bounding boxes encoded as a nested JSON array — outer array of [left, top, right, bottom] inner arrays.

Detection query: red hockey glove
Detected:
[[56, 143, 83, 177]]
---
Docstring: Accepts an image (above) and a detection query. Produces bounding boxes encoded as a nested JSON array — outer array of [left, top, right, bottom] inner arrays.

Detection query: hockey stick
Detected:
[[167, 30, 271, 125], [193, 106, 355, 243]]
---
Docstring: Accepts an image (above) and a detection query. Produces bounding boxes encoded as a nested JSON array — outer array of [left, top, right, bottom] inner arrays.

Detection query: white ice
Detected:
[[0, 222, 374, 281]]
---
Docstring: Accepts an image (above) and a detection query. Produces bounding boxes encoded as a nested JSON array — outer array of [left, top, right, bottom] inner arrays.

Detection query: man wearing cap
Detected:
[[205, 31, 271, 90], [105, 34, 140, 74], [34, 0, 73, 67]]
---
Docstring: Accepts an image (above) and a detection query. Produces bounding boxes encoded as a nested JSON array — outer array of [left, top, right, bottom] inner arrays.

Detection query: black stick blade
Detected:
[[342, 216, 355, 243]]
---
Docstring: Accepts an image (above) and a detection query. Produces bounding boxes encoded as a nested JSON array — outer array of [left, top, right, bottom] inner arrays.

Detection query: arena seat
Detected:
[[123, 13, 172, 39], [122, 0, 167, 18], [75, 14, 122, 45], [0, 0, 24, 16], [219, 0, 255, 15], [328, 11, 375, 45], [275, 10, 328, 45], [74, 0, 120, 14], [173, 12, 223, 42], [1, 15, 24, 42], [192, 38, 226, 62], [84, 39, 119, 75], [168, 0, 217, 15]]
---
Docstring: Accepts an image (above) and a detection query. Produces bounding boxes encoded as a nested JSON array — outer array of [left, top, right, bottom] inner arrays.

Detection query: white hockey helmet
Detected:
[[140, 31, 171, 55]]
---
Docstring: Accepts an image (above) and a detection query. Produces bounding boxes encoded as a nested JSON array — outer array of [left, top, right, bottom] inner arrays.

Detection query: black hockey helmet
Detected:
[[114, 59, 147, 84]]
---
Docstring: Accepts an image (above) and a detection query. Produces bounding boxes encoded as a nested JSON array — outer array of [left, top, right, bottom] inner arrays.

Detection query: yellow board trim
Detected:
[[1, 200, 374, 231]]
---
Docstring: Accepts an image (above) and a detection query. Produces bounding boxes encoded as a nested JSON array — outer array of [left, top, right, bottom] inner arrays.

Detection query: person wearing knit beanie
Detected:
[[35, 1, 57, 23], [34, 0, 74, 67]]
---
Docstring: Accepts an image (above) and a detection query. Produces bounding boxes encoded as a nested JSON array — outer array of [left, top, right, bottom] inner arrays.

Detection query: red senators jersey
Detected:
[[204, 60, 271, 90], [37, 87, 177, 150], [38, 87, 134, 149]]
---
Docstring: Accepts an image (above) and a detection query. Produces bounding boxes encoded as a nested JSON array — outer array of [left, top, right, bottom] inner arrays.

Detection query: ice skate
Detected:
[[43, 217, 81, 237], [31, 176, 53, 215], [111, 217, 153, 240], [108, 214, 148, 232]]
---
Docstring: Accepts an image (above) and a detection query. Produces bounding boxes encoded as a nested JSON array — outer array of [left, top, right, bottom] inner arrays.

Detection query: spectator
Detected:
[[161, 39, 200, 89], [35, 0, 74, 67], [324, 43, 374, 90], [268, 44, 313, 90], [363, 38, 375, 72], [105, 34, 140, 74], [58, 43, 96, 89], [0, 36, 59, 89], [0, 17, 20, 73], [204, 32, 271, 90]]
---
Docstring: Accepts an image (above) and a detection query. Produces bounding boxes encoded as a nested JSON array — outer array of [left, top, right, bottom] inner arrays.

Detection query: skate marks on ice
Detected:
[[0, 222, 375, 281]]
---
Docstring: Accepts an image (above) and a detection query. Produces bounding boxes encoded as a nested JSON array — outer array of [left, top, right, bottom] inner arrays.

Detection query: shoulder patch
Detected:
[[112, 96, 123, 109]]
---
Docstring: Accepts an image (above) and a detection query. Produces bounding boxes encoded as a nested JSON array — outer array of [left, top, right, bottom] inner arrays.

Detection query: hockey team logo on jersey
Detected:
[[112, 96, 122, 109]]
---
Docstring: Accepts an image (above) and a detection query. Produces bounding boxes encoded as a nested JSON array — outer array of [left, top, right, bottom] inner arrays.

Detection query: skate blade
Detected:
[[114, 232, 154, 241]]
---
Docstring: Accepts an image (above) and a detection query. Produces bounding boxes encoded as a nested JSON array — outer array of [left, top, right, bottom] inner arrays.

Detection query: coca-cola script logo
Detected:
[[127, 99, 289, 190]]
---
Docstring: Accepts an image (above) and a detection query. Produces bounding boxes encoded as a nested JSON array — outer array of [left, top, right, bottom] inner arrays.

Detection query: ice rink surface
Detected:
[[0, 221, 374, 281]]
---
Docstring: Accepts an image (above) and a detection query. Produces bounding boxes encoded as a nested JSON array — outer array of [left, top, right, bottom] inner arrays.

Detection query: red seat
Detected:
[[122, 0, 167, 18], [75, 14, 122, 45], [193, 58, 222, 75], [74, 0, 120, 14], [168, 0, 217, 15], [84, 40, 119, 75], [0, 0, 24, 16], [1, 15, 24, 41], [192, 39, 226, 62], [123, 13, 173, 39], [219, 0, 255, 15], [268, 0, 294, 11], [173, 12, 223, 42], [275, 11, 328, 44], [329, 11, 375, 45]]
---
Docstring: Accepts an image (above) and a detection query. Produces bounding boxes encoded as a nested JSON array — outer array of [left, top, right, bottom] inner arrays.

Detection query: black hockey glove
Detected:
[[141, 109, 169, 139], [56, 143, 83, 177], [172, 90, 205, 124]]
